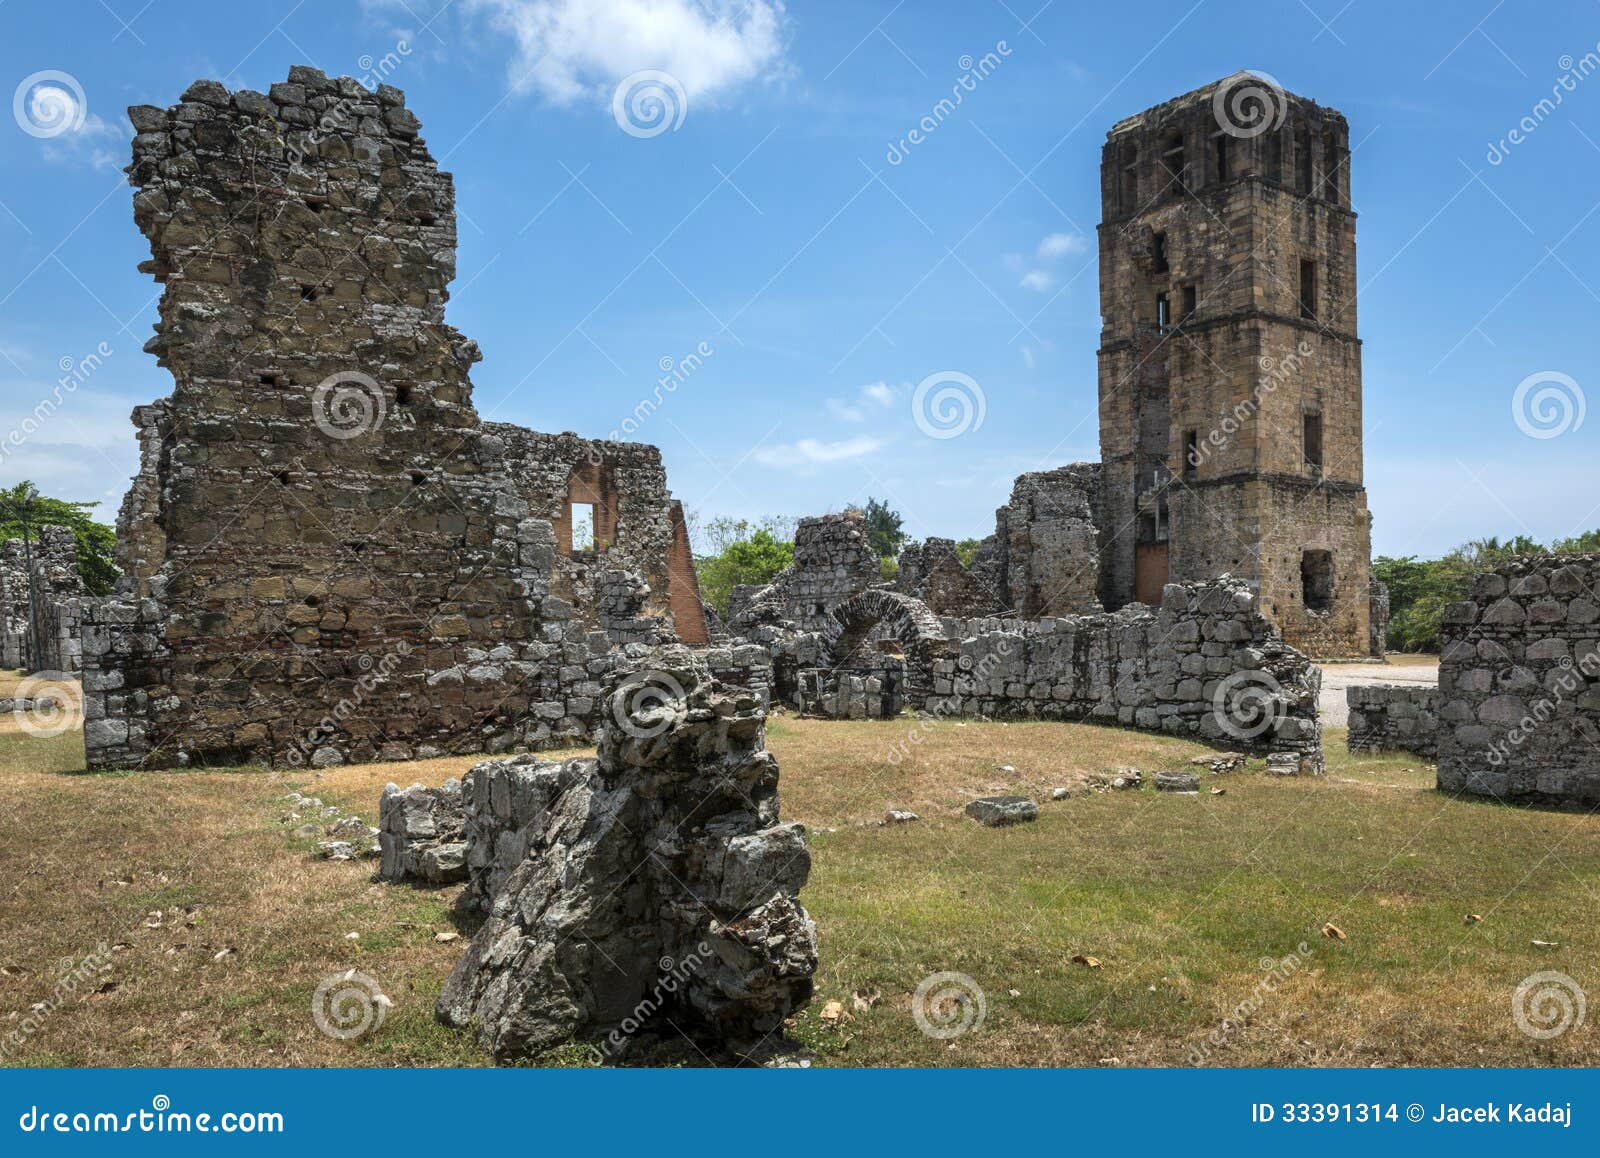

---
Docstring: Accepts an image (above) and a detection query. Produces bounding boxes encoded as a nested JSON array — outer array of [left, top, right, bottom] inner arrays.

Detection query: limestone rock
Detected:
[[964, 795, 1039, 827]]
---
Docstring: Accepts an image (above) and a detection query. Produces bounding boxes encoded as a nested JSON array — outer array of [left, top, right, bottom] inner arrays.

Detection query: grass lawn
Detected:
[[0, 669, 1595, 1067]]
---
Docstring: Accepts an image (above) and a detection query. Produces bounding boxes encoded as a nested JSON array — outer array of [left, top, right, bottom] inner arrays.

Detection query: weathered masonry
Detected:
[[82, 69, 707, 770], [1, 526, 85, 674], [1436, 554, 1600, 805], [1097, 73, 1372, 657]]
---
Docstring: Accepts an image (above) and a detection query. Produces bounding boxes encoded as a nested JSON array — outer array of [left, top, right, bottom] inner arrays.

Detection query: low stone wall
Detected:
[[1346, 684, 1438, 758], [1437, 554, 1600, 804], [929, 577, 1322, 769]]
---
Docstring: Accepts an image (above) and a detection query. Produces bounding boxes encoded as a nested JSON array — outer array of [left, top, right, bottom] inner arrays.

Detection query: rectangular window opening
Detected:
[[1214, 134, 1229, 182], [1295, 128, 1313, 194], [1303, 412, 1323, 472], [1183, 429, 1198, 479], [569, 503, 595, 552], [1181, 283, 1197, 318], [1153, 232, 1168, 273], [1301, 549, 1334, 612], [1156, 292, 1171, 334], [1299, 259, 1317, 320]]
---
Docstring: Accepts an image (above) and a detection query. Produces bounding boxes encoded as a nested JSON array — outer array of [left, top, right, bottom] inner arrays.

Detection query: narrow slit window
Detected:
[[1299, 259, 1317, 320], [1156, 292, 1171, 334], [1303, 412, 1323, 471], [1214, 134, 1229, 182], [1153, 232, 1169, 273], [1295, 127, 1313, 193], [1161, 131, 1186, 192], [1122, 163, 1138, 210], [569, 503, 595, 552], [1184, 430, 1199, 478], [1181, 283, 1197, 318]]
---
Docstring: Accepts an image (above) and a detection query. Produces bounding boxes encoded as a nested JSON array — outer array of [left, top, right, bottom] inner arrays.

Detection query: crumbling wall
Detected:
[[895, 537, 1002, 617], [377, 779, 467, 884], [1346, 684, 1437, 758], [1436, 555, 1600, 804], [1369, 575, 1390, 657], [975, 464, 1104, 617], [82, 70, 705, 770], [729, 510, 879, 632], [0, 526, 86, 673], [490, 427, 707, 644], [436, 647, 815, 1064], [930, 577, 1322, 769]]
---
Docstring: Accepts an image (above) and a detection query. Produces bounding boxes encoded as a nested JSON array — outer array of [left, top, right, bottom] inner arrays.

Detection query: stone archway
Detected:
[[821, 590, 950, 706]]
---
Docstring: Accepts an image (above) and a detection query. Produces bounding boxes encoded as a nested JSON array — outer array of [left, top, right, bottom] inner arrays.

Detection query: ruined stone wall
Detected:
[[978, 464, 1105, 617], [1, 526, 86, 673], [729, 510, 879, 632], [1346, 684, 1437, 758], [1097, 74, 1370, 658], [489, 426, 707, 644], [1369, 575, 1390, 657], [894, 537, 1002, 617], [930, 577, 1322, 768], [83, 70, 704, 770], [1436, 555, 1600, 805]]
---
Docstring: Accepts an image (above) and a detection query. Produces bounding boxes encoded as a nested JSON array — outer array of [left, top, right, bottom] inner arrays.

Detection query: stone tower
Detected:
[[1096, 72, 1371, 657]]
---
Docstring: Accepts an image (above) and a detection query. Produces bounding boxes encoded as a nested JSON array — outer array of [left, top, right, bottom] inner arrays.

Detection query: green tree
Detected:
[[954, 538, 982, 567], [857, 497, 906, 559], [0, 481, 118, 595], [694, 528, 795, 618]]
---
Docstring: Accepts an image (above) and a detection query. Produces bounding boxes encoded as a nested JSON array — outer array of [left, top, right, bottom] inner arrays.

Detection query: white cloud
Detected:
[[1037, 231, 1085, 260], [755, 435, 885, 468], [38, 111, 125, 172], [467, 0, 791, 106], [1019, 270, 1053, 293], [825, 380, 899, 422]]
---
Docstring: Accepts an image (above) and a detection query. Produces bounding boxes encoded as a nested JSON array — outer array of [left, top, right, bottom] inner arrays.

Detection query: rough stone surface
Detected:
[[1, 527, 85, 674], [1346, 684, 1438, 758], [435, 647, 815, 1063], [964, 796, 1039, 826], [1097, 75, 1372, 658], [930, 576, 1322, 769], [1436, 555, 1600, 804], [973, 464, 1105, 617], [1154, 771, 1200, 792], [729, 511, 879, 633], [378, 780, 467, 884], [81, 73, 706, 771]]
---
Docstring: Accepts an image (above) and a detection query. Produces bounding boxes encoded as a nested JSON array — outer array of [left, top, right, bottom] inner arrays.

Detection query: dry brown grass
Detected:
[[1, 671, 1595, 1068]]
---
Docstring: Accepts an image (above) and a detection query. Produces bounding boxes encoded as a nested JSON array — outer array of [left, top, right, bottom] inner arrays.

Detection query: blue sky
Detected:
[[1, 0, 1597, 558]]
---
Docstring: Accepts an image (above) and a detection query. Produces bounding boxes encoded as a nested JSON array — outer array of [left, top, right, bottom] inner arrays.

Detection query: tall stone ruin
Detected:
[[82, 69, 708, 770], [1097, 73, 1373, 657]]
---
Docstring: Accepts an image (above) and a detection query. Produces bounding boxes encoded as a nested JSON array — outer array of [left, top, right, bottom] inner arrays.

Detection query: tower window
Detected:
[[1295, 126, 1313, 194], [1301, 550, 1334, 612], [1153, 232, 1168, 273], [1214, 134, 1229, 182], [1299, 260, 1317, 320], [1181, 283, 1197, 318], [1161, 130, 1187, 191], [1121, 155, 1138, 210], [1184, 429, 1199, 478], [1156, 292, 1171, 334], [1303, 412, 1323, 471]]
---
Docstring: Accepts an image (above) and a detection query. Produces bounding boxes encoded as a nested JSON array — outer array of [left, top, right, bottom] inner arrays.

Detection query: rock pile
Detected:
[[377, 780, 467, 884], [435, 647, 816, 1063]]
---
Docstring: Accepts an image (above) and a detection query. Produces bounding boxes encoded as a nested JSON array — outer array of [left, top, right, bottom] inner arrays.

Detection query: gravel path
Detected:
[[1317, 660, 1439, 727]]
